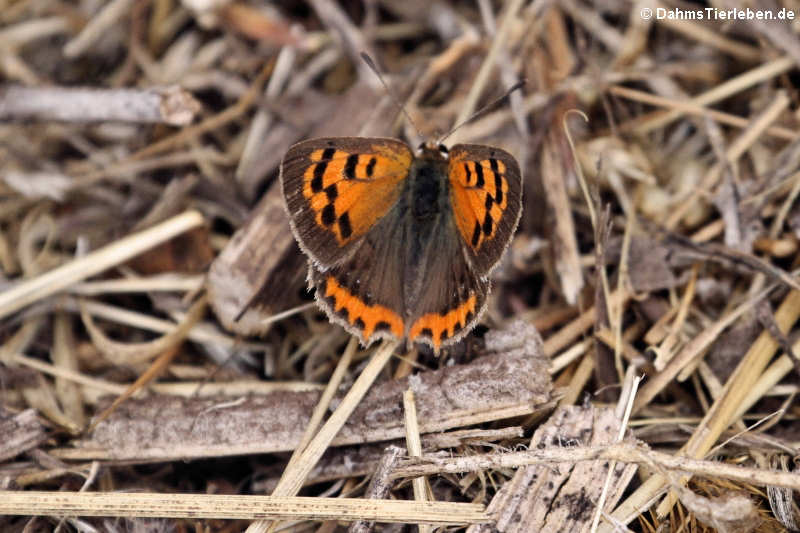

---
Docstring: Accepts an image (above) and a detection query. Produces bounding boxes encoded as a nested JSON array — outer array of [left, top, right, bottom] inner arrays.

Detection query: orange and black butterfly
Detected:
[[281, 135, 522, 352]]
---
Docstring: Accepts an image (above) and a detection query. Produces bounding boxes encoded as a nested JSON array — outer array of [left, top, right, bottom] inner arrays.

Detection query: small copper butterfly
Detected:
[[280, 134, 523, 352]]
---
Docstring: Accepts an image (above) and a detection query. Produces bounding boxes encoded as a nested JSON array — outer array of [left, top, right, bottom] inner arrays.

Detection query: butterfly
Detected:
[[280, 137, 522, 352]]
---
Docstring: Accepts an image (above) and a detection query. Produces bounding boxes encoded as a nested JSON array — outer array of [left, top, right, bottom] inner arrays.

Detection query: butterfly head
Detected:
[[417, 141, 449, 160]]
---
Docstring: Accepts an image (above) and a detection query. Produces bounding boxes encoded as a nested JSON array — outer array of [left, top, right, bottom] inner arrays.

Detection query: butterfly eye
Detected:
[[417, 142, 426, 151], [438, 144, 449, 154]]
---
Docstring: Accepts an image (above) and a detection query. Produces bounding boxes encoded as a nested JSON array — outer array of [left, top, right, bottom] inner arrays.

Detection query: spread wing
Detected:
[[447, 144, 522, 275], [281, 137, 413, 268]]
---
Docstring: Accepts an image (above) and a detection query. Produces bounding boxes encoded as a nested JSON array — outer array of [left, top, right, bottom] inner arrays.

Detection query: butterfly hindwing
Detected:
[[308, 210, 410, 345], [448, 144, 522, 275], [404, 210, 490, 352], [281, 137, 413, 268]]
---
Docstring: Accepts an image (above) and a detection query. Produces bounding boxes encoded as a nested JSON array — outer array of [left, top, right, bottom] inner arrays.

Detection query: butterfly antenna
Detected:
[[437, 80, 526, 145], [360, 52, 424, 140]]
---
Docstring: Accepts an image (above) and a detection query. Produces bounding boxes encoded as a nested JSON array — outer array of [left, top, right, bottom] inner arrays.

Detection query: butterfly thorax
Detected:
[[408, 146, 449, 221]]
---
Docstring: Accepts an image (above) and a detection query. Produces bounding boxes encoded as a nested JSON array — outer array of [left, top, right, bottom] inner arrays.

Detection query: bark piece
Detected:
[[206, 182, 307, 334], [59, 322, 552, 462], [540, 124, 584, 305], [468, 405, 637, 533], [0, 408, 48, 463], [626, 236, 679, 292], [605, 236, 679, 292]]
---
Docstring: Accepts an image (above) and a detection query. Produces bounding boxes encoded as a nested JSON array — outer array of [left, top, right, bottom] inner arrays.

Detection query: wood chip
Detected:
[[0, 408, 48, 463], [58, 322, 552, 462], [467, 405, 637, 533]]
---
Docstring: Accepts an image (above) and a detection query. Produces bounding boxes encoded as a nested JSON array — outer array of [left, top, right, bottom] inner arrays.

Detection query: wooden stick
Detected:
[[285, 337, 357, 472], [62, 0, 134, 58], [0, 85, 200, 125], [609, 85, 797, 141], [404, 389, 432, 533], [0, 492, 487, 525], [247, 340, 399, 533], [633, 284, 774, 413], [451, 0, 525, 131], [652, 3, 761, 62], [543, 289, 629, 356], [70, 274, 204, 295], [0, 210, 204, 321], [349, 446, 404, 533], [270, 340, 397, 496], [392, 443, 800, 491], [78, 299, 269, 352], [632, 55, 795, 134], [0, 17, 70, 48]]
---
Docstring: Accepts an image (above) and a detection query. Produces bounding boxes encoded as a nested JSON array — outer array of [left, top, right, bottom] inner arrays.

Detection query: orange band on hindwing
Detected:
[[321, 275, 404, 341], [408, 294, 478, 351]]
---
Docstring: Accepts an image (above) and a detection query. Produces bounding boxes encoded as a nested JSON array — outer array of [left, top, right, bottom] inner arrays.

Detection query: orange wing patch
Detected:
[[321, 275, 404, 341], [408, 294, 477, 351], [449, 157, 510, 252], [301, 145, 411, 245]]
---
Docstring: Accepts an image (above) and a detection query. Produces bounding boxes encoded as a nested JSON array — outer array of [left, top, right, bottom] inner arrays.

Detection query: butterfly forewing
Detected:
[[281, 137, 413, 267], [447, 144, 522, 275]]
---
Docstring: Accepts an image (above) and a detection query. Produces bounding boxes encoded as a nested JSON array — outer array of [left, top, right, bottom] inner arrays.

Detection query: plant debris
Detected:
[[2, 1, 800, 532]]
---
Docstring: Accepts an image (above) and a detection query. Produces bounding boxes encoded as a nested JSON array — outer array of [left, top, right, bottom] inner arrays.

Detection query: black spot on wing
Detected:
[[495, 173, 503, 204], [482, 212, 492, 235], [338, 212, 352, 239], [344, 154, 359, 179], [321, 204, 336, 226], [463, 163, 473, 186], [475, 163, 484, 188], [321, 147, 336, 160], [311, 163, 325, 193], [366, 157, 376, 177], [471, 221, 481, 247], [324, 184, 337, 201]]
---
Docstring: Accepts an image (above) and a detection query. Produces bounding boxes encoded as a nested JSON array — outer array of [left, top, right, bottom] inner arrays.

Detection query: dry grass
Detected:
[[2, 1, 800, 532]]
